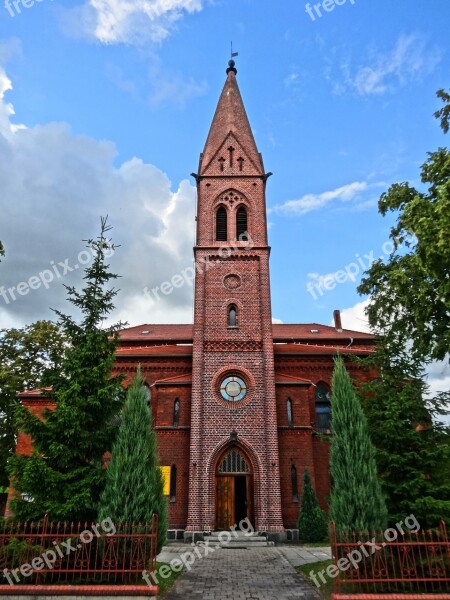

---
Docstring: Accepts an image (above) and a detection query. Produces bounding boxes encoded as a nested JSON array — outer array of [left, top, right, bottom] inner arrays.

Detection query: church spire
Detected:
[[199, 59, 264, 176]]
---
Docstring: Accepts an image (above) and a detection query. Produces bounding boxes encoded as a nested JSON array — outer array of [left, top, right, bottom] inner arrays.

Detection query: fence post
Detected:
[[151, 514, 159, 573], [35, 514, 49, 586], [329, 521, 339, 598]]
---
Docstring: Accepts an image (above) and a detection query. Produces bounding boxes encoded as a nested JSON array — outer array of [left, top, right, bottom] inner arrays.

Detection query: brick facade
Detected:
[[10, 62, 376, 534]]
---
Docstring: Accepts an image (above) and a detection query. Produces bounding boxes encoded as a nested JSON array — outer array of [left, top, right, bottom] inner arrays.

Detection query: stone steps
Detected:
[[204, 531, 274, 548]]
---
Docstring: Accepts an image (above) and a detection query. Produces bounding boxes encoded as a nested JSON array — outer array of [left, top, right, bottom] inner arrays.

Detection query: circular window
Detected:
[[220, 376, 247, 402], [223, 274, 241, 290]]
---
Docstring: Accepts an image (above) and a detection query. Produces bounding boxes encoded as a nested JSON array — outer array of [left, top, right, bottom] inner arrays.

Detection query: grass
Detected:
[[297, 559, 333, 600], [153, 561, 183, 596]]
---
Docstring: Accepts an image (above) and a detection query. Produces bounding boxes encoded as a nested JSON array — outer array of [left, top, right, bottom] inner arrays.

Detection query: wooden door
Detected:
[[216, 476, 234, 530], [246, 475, 254, 526]]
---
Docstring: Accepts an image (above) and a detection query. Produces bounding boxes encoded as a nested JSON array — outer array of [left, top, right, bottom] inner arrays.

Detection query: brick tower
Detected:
[[186, 59, 285, 535]]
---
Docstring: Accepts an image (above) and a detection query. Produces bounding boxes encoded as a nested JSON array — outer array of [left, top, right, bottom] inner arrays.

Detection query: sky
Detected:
[[0, 0, 449, 400]]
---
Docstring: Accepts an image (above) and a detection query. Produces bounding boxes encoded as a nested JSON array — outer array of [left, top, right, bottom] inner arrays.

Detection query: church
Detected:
[[15, 60, 375, 540]]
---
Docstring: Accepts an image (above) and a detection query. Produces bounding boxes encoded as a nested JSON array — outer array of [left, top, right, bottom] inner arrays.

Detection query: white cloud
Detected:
[[0, 67, 25, 136], [0, 67, 197, 330], [334, 300, 372, 334], [273, 181, 368, 216], [62, 0, 203, 46], [336, 34, 441, 97]]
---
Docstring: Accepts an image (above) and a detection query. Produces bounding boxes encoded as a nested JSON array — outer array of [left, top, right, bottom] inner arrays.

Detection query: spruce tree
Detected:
[[330, 355, 387, 532], [297, 469, 328, 543], [9, 218, 125, 522], [98, 369, 168, 553]]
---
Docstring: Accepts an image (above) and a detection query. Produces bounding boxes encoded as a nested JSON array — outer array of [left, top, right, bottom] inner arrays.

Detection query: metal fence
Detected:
[[330, 520, 450, 599], [0, 514, 158, 593]]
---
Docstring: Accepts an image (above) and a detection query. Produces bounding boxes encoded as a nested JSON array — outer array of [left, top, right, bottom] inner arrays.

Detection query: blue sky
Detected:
[[0, 0, 449, 393]]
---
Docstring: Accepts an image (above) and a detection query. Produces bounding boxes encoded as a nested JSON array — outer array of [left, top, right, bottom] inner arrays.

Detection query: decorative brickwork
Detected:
[[204, 341, 263, 352]]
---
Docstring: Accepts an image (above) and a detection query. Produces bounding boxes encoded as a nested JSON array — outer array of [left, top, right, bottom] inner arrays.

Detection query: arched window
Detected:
[[291, 465, 298, 502], [142, 385, 151, 404], [216, 205, 227, 241], [236, 205, 248, 241], [228, 304, 237, 327], [315, 383, 331, 432], [173, 399, 180, 427], [170, 465, 177, 501], [287, 398, 293, 427], [218, 449, 250, 474]]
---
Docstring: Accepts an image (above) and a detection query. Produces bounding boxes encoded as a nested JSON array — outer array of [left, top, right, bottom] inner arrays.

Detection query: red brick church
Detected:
[[14, 60, 375, 540]]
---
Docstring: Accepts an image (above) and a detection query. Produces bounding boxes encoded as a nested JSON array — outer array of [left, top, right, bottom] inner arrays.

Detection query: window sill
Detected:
[[227, 326, 239, 330]]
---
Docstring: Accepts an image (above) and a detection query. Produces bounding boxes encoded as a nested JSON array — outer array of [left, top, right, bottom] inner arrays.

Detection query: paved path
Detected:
[[160, 545, 326, 600], [157, 543, 331, 568], [277, 545, 331, 568]]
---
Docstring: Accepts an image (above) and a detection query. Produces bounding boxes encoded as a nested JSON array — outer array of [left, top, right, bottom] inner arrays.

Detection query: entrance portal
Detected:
[[215, 448, 254, 530]]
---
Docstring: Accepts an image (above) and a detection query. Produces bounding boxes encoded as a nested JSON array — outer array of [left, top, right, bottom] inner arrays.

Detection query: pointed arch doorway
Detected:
[[215, 447, 254, 530]]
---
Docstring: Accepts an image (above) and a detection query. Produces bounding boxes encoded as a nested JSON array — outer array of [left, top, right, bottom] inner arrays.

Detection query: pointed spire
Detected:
[[199, 59, 264, 175]]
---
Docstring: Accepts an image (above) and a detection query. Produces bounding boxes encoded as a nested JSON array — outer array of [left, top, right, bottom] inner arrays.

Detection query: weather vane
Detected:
[[231, 41, 239, 59]]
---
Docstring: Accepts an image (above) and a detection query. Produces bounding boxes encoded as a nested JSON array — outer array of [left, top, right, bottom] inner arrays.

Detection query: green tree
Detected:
[[98, 369, 168, 552], [358, 347, 450, 528], [0, 241, 4, 261], [359, 88, 450, 363], [0, 321, 66, 488], [435, 88, 450, 133], [9, 217, 125, 522], [330, 356, 387, 532], [357, 88, 450, 527], [297, 468, 328, 543]]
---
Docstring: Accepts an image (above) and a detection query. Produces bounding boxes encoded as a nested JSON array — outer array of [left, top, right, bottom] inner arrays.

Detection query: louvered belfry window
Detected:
[[218, 449, 250, 474], [236, 205, 248, 240], [216, 206, 227, 241]]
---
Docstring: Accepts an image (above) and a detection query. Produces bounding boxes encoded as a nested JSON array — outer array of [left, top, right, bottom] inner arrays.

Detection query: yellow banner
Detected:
[[160, 466, 171, 496]]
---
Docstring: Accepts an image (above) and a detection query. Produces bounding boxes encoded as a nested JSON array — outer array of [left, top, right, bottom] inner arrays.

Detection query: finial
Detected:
[[227, 42, 238, 75], [227, 59, 237, 75]]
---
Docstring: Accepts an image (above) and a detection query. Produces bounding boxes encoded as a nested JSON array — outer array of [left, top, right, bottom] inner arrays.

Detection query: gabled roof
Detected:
[[116, 344, 192, 357], [275, 373, 312, 386], [272, 323, 374, 341], [118, 323, 374, 344], [118, 324, 193, 343], [153, 373, 192, 386], [18, 387, 52, 398]]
